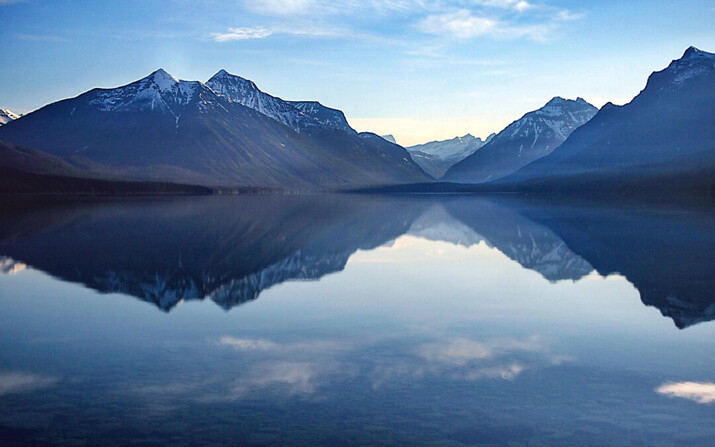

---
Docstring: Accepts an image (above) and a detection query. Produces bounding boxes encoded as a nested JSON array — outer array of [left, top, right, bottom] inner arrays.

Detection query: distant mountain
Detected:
[[444, 98, 597, 183], [0, 109, 19, 126], [0, 69, 429, 190], [407, 134, 494, 178], [499, 47, 715, 191], [381, 134, 397, 144]]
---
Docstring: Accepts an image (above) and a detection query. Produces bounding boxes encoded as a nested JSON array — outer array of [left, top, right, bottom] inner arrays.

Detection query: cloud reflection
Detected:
[[656, 382, 715, 404], [0, 371, 58, 395]]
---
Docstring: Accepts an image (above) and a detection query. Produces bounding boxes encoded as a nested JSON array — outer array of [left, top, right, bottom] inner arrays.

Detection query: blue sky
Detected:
[[1, 0, 713, 145]]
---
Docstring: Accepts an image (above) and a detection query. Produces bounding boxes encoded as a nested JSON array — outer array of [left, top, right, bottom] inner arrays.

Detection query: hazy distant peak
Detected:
[[381, 134, 397, 144]]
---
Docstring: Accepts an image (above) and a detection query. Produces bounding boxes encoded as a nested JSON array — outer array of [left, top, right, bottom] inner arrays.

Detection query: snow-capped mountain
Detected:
[[407, 133, 494, 178], [501, 46, 715, 188], [0, 108, 19, 126], [88, 69, 202, 117], [206, 70, 356, 134], [206, 69, 318, 133], [0, 69, 428, 189], [444, 98, 597, 183], [287, 100, 355, 133]]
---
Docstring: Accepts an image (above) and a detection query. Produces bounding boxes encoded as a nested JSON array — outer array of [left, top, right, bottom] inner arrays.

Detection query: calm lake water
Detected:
[[0, 195, 713, 446]]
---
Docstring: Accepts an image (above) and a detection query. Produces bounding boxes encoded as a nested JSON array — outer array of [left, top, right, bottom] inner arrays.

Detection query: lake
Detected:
[[0, 194, 713, 446]]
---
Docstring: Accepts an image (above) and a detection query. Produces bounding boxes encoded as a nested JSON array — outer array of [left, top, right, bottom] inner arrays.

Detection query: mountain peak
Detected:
[[148, 68, 179, 91], [681, 46, 711, 59], [214, 69, 230, 78], [546, 96, 567, 105]]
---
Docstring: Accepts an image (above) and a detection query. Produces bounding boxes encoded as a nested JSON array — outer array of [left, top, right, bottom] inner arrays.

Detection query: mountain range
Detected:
[[0, 69, 428, 190], [407, 133, 495, 178], [0, 46, 712, 194], [496, 47, 715, 193], [444, 98, 598, 183]]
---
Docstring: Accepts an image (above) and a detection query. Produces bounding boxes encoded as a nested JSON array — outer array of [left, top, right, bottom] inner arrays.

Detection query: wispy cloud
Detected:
[[210, 25, 345, 42], [244, 0, 314, 16], [210, 26, 272, 42], [473, 0, 533, 12], [418, 10, 498, 39], [417, 9, 553, 41], [656, 382, 715, 404]]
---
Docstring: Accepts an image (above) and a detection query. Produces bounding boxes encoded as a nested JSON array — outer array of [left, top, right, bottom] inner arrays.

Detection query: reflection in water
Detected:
[[0, 195, 714, 447], [0, 195, 712, 328], [656, 382, 715, 404]]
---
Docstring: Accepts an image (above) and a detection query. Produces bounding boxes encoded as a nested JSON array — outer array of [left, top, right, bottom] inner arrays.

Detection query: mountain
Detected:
[[444, 98, 597, 183], [500, 47, 715, 192], [407, 134, 494, 178], [287, 100, 355, 133], [381, 134, 397, 144], [0, 69, 429, 190], [0, 109, 19, 126], [0, 141, 212, 195], [205, 69, 319, 134]]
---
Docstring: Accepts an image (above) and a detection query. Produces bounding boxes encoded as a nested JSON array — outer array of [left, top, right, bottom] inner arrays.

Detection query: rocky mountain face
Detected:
[[0, 69, 429, 190], [501, 47, 715, 189], [444, 98, 597, 183], [407, 133, 494, 178]]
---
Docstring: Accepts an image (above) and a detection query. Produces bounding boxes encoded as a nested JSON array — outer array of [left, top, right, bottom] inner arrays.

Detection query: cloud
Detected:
[[0, 372, 59, 395], [554, 10, 585, 21], [210, 25, 344, 42], [211, 27, 272, 42], [417, 9, 551, 41], [418, 10, 497, 39], [473, 0, 533, 12], [417, 336, 545, 365], [656, 382, 715, 404], [219, 336, 280, 351], [244, 0, 314, 16]]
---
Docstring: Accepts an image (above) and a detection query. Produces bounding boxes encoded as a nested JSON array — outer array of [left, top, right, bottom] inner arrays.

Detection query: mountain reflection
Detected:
[[0, 195, 712, 328]]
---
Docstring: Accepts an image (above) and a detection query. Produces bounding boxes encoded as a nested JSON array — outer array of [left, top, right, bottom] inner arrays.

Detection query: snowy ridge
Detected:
[[406, 133, 495, 178], [206, 70, 356, 134], [288, 101, 355, 133], [444, 97, 597, 183], [87, 69, 204, 117], [206, 69, 320, 133], [408, 134, 485, 160], [0, 108, 20, 126], [653, 46, 715, 87]]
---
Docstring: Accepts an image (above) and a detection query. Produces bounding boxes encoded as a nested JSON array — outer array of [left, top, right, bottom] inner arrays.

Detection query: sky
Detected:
[[0, 0, 713, 146]]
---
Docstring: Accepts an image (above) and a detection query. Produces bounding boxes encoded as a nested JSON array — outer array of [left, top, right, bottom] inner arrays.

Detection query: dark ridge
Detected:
[[0, 167, 213, 196]]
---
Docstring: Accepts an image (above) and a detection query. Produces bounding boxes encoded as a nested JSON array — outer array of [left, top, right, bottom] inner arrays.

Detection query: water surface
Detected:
[[0, 195, 713, 446]]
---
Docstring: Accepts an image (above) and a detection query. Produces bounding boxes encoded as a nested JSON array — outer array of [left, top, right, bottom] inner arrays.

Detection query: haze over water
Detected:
[[0, 195, 713, 446]]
